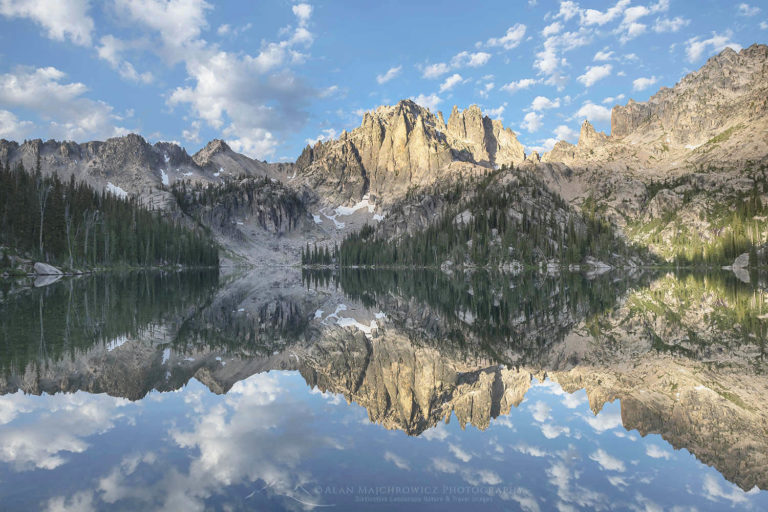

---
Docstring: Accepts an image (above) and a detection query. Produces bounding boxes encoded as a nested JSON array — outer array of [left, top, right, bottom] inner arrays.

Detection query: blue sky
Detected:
[[0, 0, 765, 161]]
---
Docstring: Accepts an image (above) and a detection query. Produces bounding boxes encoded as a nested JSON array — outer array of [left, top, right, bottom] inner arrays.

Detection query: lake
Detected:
[[0, 268, 766, 511]]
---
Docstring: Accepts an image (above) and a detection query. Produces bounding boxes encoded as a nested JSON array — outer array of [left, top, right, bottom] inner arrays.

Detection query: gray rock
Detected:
[[33, 262, 62, 275]]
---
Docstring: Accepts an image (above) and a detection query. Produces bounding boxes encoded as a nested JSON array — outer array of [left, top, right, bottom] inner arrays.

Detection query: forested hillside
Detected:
[[0, 162, 219, 270], [329, 168, 650, 269]]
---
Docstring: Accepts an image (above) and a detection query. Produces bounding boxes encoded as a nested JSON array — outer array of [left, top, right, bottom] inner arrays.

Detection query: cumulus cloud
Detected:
[[602, 94, 625, 104], [411, 93, 441, 111], [653, 16, 690, 33], [702, 474, 753, 505], [580, 0, 630, 26], [535, 29, 592, 89], [737, 3, 760, 16], [581, 407, 622, 431], [451, 51, 491, 68], [422, 62, 450, 79], [554, 1, 579, 21], [685, 32, 742, 62], [124, 1, 321, 158], [0, 66, 128, 140], [448, 444, 472, 462], [501, 78, 537, 93], [542, 21, 562, 37], [593, 50, 614, 61], [439, 73, 464, 92], [522, 112, 543, 133], [0, 109, 34, 139], [486, 23, 527, 49], [553, 124, 578, 142], [0, 0, 94, 46], [589, 449, 626, 472], [292, 3, 313, 26], [632, 76, 658, 91], [305, 128, 338, 145], [577, 64, 612, 87], [645, 444, 672, 460], [96, 35, 154, 84], [384, 451, 410, 471], [484, 104, 505, 119], [531, 96, 560, 111], [376, 65, 402, 84]]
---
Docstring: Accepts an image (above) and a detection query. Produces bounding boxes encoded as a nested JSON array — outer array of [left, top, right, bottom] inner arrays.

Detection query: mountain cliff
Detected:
[[294, 100, 525, 206]]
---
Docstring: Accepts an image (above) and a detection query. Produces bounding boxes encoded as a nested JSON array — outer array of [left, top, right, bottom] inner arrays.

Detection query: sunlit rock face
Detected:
[[294, 100, 526, 206]]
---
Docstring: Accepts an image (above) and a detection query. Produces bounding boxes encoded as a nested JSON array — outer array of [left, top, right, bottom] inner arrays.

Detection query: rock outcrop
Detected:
[[295, 100, 526, 205]]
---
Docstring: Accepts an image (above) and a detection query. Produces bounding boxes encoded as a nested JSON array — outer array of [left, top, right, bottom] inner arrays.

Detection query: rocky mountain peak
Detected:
[[611, 44, 768, 145], [193, 139, 232, 166], [578, 120, 608, 148], [294, 99, 526, 205]]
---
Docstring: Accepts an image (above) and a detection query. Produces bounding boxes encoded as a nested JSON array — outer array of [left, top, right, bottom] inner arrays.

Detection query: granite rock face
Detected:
[[294, 100, 526, 206]]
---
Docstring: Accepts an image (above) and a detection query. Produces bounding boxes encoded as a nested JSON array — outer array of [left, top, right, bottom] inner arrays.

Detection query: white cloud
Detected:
[[554, 1, 579, 21], [44, 491, 96, 512], [292, 3, 313, 26], [451, 51, 491, 68], [761, 21, 768, 29], [485, 105, 505, 119], [738, 3, 760, 16], [422, 62, 450, 79], [305, 128, 338, 145], [580, 0, 630, 26], [577, 64, 612, 87], [502, 487, 541, 512], [448, 444, 472, 462], [581, 407, 622, 431], [653, 16, 690, 33], [702, 474, 752, 505], [0, 109, 34, 139], [540, 423, 570, 439], [182, 120, 201, 143], [553, 124, 578, 142], [535, 29, 592, 89], [411, 93, 441, 111], [501, 78, 537, 93], [154, 2, 322, 159], [439, 73, 464, 92], [632, 75, 658, 91], [486, 23, 526, 49], [531, 96, 560, 111], [114, 0, 212, 62], [593, 50, 614, 61], [376, 65, 402, 84], [384, 451, 410, 471], [685, 32, 742, 62], [0, 0, 94, 46], [645, 444, 672, 460], [522, 112, 543, 133], [602, 93, 625, 104], [589, 449, 626, 472], [96, 36, 153, 84], [542, 21, 562, 37], [432, 457, 459, 473], [0, 66, 127, 141]]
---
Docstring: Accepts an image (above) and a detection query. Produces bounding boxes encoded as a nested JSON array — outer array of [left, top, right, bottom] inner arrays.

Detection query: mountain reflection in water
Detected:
[[0, 268, 766, 511]]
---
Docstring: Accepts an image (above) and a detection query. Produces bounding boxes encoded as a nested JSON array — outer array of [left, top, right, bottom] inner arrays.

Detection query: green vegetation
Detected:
[[0, 162, 219, 269], [321, 168, 646, 268], [626, 168, 768, 266]]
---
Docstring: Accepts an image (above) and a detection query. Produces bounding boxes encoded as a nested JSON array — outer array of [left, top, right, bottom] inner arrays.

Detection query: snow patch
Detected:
[[373, 214, 385, 222], [314, 309, 324, 319], [106, 335, 128, 351], [162, 348, 171, 364], [183, 172, 193, 176], [106, 182, 128, 199], [214, 167, 223, 177], [685, 143, 702, 150], [313, 214, 323, 224], [160, 169, 169, 186], [335, 194, 376, 216]]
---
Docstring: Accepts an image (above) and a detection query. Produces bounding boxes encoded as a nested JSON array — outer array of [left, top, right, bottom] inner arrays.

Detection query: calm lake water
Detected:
[[0, 268, 767, 511]]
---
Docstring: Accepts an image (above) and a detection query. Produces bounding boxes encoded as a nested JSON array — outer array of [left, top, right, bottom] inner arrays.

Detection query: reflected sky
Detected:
[[0, 372, 764, 511], [2, 268, 768, 511]]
